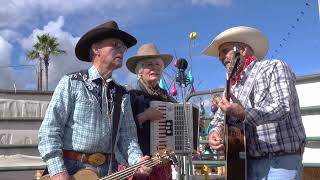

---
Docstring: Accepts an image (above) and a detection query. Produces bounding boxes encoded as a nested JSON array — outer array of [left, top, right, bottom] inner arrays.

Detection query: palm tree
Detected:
[[26, 34, 66, 91]]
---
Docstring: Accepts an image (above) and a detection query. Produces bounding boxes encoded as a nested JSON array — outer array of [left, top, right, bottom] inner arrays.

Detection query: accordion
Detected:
[[149, 101, 199, 155]]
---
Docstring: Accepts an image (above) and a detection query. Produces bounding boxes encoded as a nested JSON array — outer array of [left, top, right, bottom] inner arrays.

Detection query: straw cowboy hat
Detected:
[[126, 43, 173, 74], [202, 26, 269, 59], [75, 20, 137, 62]]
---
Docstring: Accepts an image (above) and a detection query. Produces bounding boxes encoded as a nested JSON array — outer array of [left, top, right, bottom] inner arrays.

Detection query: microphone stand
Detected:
[[177, 69, 192, 180]]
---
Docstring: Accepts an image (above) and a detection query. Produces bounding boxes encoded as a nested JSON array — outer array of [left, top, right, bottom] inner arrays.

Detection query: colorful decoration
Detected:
[[173, 59, 178, 67], [211, 104, 218, 113], [271, 1, 312, 57], [159, 79, 166, 90], [203, 165, 209, 180], [189, 32, 198, 40], [170, 82, 177, 96], [187, 70, 194, 84]]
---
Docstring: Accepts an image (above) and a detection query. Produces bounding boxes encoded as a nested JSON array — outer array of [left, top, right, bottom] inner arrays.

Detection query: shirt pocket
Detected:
[[74, 98, 98, 121]]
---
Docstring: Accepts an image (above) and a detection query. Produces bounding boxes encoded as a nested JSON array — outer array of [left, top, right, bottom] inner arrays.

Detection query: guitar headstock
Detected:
[[154, 149, 178, 165], [226, 46, 241, 80]]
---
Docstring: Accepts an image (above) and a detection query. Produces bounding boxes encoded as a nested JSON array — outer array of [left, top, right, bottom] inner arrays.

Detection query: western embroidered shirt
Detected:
[[38, 65, 142, 175]]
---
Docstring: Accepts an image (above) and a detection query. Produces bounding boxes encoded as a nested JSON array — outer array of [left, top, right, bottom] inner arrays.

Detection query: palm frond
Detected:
[[26, 50, 40, 60]]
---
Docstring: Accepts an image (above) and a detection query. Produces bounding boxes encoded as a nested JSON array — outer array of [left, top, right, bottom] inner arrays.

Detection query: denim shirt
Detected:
[[38, 65, 142, 176]]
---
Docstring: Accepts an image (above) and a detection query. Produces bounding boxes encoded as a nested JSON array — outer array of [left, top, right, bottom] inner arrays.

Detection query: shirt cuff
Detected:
[[209, 126, 222, 135], [47, 156, 66, 176], [129, 152, 143, 166]]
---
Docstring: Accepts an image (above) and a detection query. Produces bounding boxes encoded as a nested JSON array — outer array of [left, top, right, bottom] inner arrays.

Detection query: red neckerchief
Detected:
[[231, 55, 255, 85]]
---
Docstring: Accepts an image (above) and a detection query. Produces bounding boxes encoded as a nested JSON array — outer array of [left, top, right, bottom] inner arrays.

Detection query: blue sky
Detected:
[[0, 0, 319, 96]]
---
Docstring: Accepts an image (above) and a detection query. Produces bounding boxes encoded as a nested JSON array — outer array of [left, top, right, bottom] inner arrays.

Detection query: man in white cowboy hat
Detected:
[[125, 43, 177, 180], [203, 26, 306, 179], [38, 20, 151, 180]]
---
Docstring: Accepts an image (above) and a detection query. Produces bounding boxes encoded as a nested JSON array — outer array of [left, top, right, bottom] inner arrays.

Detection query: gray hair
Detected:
[[135, 58, 164, 80], [89, 47, 95, 62]]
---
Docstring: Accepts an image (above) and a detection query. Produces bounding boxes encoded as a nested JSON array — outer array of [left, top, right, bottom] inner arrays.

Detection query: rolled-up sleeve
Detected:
[[38, 76, 72, 176], [117, 94, 143, 166], [208, 108, 225, 135]]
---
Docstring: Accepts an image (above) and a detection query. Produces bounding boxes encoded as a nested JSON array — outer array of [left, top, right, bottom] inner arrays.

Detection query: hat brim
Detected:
[[75, 28, 137, 62], [126, 54, 173, 74], [202, 26, 269, 60]]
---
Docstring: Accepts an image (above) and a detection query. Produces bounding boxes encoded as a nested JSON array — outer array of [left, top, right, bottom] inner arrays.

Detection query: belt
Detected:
[[249, 148, 303, 160], [63, 149, 113, 166]]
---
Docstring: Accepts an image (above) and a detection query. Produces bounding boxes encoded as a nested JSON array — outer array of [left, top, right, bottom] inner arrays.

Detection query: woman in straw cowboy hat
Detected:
[[204, 26, 305, 179], [125, 43, 177, 180]]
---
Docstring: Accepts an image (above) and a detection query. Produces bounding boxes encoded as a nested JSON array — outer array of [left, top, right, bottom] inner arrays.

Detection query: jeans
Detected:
[[63, 158, 118, 177], [247, 154, 303, 180]]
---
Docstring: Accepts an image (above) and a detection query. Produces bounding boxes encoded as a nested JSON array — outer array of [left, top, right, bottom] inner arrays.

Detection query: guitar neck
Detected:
[[99, 157, 163, 180]]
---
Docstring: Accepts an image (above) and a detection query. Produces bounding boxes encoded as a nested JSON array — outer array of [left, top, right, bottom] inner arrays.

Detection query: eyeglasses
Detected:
[[218, 47, 234, 61], [110, 41, 127, 51]]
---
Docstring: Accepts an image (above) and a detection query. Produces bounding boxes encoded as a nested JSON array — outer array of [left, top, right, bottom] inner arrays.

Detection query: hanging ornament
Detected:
[[159, 79, 166, 90], [189, 32, 198, 40], [211, 104, 218, 113], [187, 70, 194, 84], [170, 83, 177, 96], [175, 71, 179, 79], [174, 59, 178, 67]]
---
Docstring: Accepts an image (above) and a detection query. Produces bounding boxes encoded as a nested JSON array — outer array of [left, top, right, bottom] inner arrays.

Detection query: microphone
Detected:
[[176, 58, 188, 71], [176, 58, 188, 85]]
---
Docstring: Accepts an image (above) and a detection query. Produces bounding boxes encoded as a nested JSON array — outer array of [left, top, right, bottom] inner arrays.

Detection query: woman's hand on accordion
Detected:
[[137, 107, 163, 125]]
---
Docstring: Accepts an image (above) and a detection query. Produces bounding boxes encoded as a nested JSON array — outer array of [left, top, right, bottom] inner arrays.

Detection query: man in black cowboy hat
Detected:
[[38, 20, 151, 180]]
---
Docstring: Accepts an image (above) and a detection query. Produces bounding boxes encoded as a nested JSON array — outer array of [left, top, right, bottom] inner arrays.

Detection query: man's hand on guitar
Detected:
[[133, 155, 152, 180], [218, 96, 245, 122], [207, 131, 225, 151], [50, 171, 73, 180]]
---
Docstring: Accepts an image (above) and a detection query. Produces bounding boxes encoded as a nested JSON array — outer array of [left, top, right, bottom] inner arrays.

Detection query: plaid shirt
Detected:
[[209, 59, 306, 157], [38, 66, 142, 176]]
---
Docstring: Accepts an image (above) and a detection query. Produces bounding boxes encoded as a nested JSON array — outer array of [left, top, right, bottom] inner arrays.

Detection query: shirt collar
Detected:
[[238, 57, 259, 84], [88, 65, 113, 82]]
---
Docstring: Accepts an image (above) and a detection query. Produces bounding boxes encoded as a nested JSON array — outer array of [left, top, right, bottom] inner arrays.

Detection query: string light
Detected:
[[271, 0, 311, 58]]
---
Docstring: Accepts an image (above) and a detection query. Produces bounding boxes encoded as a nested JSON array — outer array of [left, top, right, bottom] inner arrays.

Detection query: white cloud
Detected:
[[19, 16, 90, 90], [0, 36, 14, 89], [0, 0, 153, 28], [191, 0, 232, 7], [0, 29, 22, 43], [16, 16, 139, 91], [0, 36, 12, 66]]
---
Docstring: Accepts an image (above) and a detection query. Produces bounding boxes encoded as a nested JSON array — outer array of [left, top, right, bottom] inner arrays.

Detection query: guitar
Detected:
[[41, 149, 177, 180], [213, 47, 247, 180]]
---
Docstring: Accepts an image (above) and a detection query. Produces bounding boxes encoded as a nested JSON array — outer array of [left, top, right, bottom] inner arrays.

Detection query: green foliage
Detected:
[[26, 33, 66, 91], [26, 34, 66, 62]]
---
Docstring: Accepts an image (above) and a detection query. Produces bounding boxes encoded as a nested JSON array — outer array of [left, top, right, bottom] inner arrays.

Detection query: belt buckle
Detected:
[[87, 153, 106, 166]]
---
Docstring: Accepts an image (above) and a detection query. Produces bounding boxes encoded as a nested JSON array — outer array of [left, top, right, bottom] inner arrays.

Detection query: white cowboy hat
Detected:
[[202, 26, 269, 59], [126, 43, 173, 74]]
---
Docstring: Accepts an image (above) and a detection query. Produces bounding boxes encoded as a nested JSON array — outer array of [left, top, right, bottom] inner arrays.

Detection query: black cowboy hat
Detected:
[[75, 20, 137, 62]]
